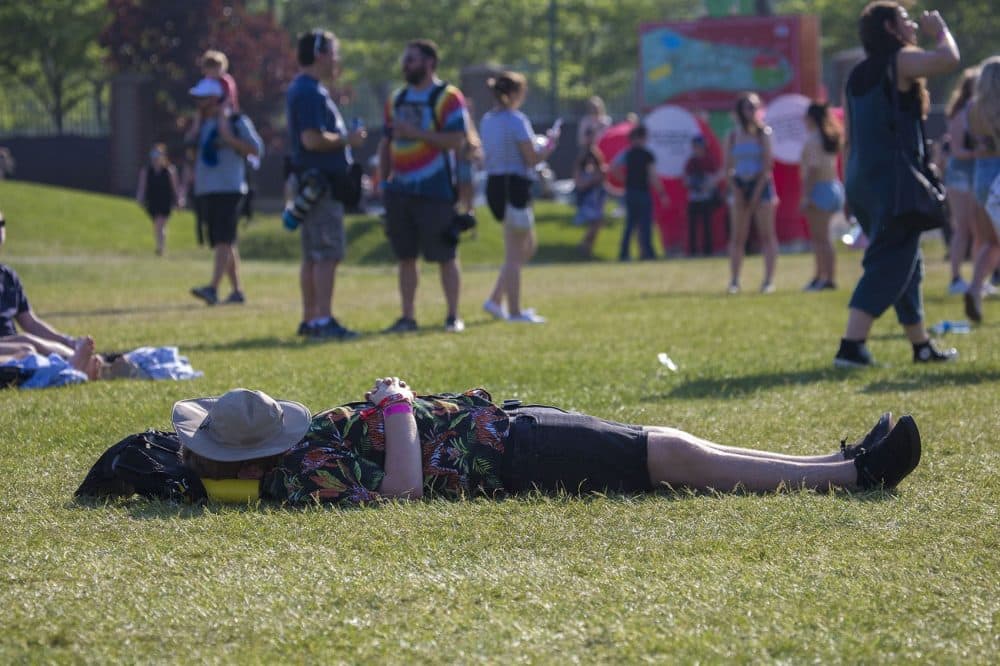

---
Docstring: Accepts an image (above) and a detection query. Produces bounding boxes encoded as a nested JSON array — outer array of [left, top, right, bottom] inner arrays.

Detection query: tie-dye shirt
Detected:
[[383, 82, 468, 201]]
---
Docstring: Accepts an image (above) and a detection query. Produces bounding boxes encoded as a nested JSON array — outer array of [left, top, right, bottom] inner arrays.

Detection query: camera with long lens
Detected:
[[282, 169, 328, 231]]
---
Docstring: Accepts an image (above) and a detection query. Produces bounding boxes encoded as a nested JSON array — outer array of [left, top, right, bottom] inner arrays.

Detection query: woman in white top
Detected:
[[479, 71, 559, 324]]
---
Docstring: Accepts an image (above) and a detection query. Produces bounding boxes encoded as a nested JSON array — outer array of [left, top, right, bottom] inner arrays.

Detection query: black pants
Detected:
[[687, 200, 715, 256], [501, 406, 652, 494]]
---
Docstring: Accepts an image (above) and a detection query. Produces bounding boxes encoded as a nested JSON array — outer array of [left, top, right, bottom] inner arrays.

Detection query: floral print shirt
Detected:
[[261, 389, 510, 506]]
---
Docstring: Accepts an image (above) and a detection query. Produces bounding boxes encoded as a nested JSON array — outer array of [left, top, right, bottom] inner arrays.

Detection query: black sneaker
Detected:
[[854, 415, 921, 490], [296, 321, 312, 336], [224, 290, 245, 305], [819, 280, 836, 290], [311, 318, 359, 340], [834, 338, 874, 368], [191, 285, 218, 305], [964, 291, 982, 323], [383, 317, 418, 333], [913, 340, 957, 363], [803, 278, 820, 292], [444, 316, 465, 333], [841, 412, 893, 460]]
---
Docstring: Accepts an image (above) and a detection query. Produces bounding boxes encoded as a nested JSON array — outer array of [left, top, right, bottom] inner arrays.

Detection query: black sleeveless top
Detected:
[[144, 166, 175, 210]]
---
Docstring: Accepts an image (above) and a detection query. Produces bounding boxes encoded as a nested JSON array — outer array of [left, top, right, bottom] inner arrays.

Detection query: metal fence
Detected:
[[0, 86, 109, 138]]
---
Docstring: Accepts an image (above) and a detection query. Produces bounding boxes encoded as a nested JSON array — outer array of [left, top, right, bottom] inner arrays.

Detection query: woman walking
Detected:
[[724, 92, 778, 294], [963, 57, 1000, 323], [800, 102, 844, 291], [834, 2, 960, 368], [480, 72, 558, 324], [942, 69, 981, 295]]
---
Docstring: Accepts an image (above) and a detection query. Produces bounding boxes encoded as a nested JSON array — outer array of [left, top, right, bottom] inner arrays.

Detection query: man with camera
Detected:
[[378, 39, 470, 333], [286, 29, 366, 339]]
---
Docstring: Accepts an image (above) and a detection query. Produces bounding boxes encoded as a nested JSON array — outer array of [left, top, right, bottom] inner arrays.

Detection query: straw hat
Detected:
[[172, 389, 311, 462]]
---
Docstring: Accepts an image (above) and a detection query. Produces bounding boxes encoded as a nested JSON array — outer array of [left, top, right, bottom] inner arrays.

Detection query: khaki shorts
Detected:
[[288, 174, 346, 262]]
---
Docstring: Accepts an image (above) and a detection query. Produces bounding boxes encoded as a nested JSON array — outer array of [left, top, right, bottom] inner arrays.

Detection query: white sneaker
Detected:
[[982, 282, 998, 297], [482, 300, 508, 319], [509, 309, 546, 324], [949, 278, 969, 295]]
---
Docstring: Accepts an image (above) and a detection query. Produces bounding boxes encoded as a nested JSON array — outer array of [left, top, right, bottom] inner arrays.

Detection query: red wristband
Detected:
[[383, 402, 413, 417]]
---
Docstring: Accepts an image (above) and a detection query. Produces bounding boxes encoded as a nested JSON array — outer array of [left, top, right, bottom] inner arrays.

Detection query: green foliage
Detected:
[[278, 0, 701, 109], [1, 181, 999, 661], [0, 0, 107, 133]]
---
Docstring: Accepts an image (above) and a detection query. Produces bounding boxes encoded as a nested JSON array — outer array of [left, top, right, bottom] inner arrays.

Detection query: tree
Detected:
[[102, 0, 296, 146], [0, 1, 108, 134]]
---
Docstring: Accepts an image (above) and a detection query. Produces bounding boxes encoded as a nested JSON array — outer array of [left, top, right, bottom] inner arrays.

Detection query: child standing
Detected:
[[574, 144, 608, 257], [613, 124, 670, 260], [135, 144, 182, 255]]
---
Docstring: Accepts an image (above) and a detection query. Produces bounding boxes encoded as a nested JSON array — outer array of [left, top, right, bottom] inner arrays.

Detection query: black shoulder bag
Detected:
[[889, 55, 948, 232]]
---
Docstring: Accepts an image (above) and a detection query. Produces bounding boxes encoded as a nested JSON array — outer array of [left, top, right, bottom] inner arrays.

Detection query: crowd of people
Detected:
[[0, 3, 993, 501]]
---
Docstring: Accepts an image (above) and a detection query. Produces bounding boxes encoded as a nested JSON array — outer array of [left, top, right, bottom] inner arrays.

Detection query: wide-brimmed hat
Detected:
[[172, 389, 311, 462], [189, 77, 224, 98]]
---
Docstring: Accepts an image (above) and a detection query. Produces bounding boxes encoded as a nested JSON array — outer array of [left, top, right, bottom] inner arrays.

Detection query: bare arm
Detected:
[[135, 167, 146, 203], [366, 377, 423, 500], [896, 12, 959, 82], [15, 310, 74, 347], [217, 120, 260, 158], [516, 138, 556, 168], [800, 141, 817, 207], [378, 137, 391, 186], [301, 127, 366, 152], [167, 165, 184, 207], [395, 125, 465, 152]]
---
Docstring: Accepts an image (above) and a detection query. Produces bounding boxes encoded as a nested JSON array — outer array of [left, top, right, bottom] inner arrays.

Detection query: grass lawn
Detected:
[[0, 180, 997, 663]]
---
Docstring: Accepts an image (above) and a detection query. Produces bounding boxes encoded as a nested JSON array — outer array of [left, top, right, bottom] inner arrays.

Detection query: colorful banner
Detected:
[[639, 16, 817, 111]]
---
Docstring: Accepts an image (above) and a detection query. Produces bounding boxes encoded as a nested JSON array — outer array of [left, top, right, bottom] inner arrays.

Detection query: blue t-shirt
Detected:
[[480, 108, 535, 178], [0, 264, 30, 337], [286, 73, 351, 174]]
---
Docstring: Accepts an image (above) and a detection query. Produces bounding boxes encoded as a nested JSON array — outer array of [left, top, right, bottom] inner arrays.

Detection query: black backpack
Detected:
[[75, 430, 207, 504]]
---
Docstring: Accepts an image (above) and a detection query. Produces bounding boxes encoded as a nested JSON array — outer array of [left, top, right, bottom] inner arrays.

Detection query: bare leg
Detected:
[[755, 200, 778, 286], [806, 207, 835, 283], [646, 428, 858, 492], [210, 243, 229, 290], [153, 215, 168, 255], [300, 259, 317, 322], [439, 258, 461, 320], [844, 307, 875, 341], [728, 199, 750, 287], [948, 192, 974, 282], [311, 259, 337, 320], [2, 333, 74, 358], [644, 426, 843, 463], [226, 245, 242, 293], [399, 259, 419, 320]]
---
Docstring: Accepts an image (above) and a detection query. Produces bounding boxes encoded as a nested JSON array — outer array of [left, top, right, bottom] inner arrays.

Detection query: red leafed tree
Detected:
[[101, 0, 296, 149]]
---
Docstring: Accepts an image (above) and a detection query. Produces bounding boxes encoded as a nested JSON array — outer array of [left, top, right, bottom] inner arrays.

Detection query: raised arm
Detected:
[[896, 11, 959, 82], [366, 377, 423, 500]]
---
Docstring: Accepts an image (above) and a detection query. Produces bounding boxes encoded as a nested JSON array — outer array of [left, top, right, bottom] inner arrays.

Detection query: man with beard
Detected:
[[378, 39, 469, 333]]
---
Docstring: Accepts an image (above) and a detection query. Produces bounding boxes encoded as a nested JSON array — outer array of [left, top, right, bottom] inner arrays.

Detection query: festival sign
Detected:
[[639, 15, 819, 111]]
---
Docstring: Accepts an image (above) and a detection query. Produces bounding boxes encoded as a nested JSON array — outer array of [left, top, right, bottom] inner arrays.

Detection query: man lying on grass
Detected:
[[149, 378, 920, 505]]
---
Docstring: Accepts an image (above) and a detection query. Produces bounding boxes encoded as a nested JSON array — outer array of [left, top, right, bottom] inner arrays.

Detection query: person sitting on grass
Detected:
[[0, 210, 101, 379], [168, 379, 921, 506]]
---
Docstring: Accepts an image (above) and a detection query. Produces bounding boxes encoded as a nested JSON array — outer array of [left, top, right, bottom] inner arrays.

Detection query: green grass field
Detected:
[[1, 180, 997, 663]]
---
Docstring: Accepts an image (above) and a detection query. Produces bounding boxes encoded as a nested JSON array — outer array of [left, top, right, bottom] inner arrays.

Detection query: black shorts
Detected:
[[486, 174, 533, 222], [146, 204, 171, 219], [199, 192, 243, 247], [501, 405, 652, 494], [384, 189, 457, 262]]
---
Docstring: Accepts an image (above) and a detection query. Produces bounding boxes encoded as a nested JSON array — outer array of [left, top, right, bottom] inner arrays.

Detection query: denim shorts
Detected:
[[501, 405, 652, 494], [732, 176, 774, 204], [974, 157, 1000, 207], [809, 181, 845, 213], [945, 157, 975, 192]]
